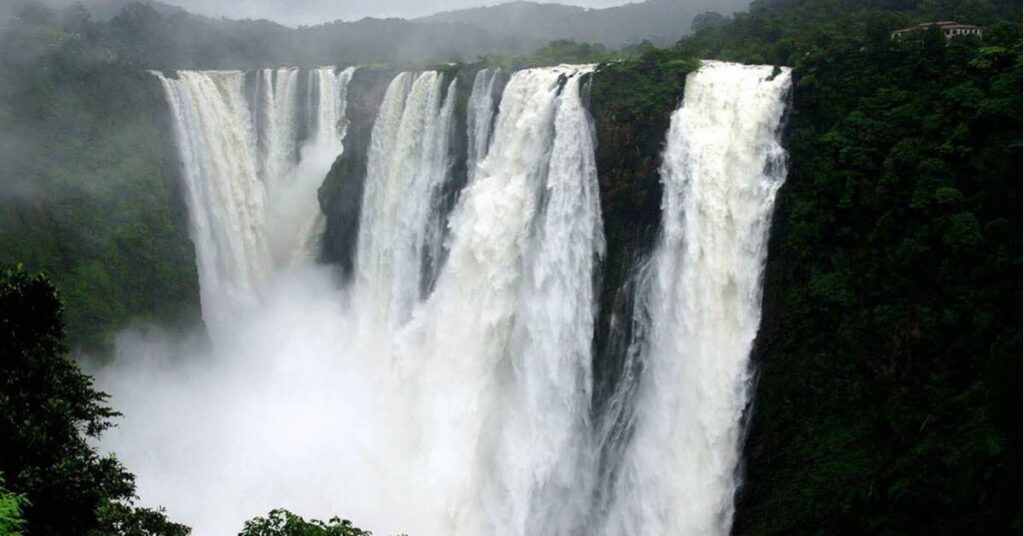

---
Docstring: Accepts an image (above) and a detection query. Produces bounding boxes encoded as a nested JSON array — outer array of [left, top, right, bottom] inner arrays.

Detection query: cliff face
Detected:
[[588, 55, 693, 406], [317, 67, 399, 278]]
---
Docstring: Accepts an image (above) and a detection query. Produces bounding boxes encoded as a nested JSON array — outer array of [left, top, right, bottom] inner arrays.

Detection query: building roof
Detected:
[[894, 21, 982, 33]]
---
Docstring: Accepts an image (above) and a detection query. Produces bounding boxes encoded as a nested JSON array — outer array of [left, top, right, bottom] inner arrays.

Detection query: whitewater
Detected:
[[98, 62, 792, 535]]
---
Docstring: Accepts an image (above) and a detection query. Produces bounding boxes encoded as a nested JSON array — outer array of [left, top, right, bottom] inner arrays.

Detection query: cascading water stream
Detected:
[[256, 68, 300, 197], [466, 68, 500, 182], [283, 66, 357, 265], [489, 67, 603, 536], [354, 71, 457, 331], [153, 66, 356, 327], [154, 70, 271, 330], [600, 60, 792, 536], [387, 65, 602, 536]]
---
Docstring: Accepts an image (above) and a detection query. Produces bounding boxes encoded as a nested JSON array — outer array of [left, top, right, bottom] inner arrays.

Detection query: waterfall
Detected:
[[284, 66, 357, 265], [154, 70, 271, 328], [466, 68, 500, 181], [120, 60, 791, 536], [375, 65, 601, 536], [488, 67, 603, 536], [354, 71, 457, 331], [601, 60, 792, 536], [153, 67, 356, 329], [255, 68, 300, 197], [309, 66, 354, 149]]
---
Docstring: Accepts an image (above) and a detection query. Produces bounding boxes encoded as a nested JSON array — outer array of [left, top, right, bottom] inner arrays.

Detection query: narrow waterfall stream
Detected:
[[600, 61, 792, 536]]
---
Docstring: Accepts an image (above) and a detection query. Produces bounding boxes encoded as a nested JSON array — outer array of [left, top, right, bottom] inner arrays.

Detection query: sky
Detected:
[[159, 0, 635, 26]]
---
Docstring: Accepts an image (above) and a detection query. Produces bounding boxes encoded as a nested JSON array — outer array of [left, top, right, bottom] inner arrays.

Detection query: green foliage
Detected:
[[0, 12, 200, 349], [523, 39, 615, 66], [478, 38, 659, 70], [0, 266, 189, 535], [595, 49, 698, 125], [0, 475, 27, 536], [239, 510, 374, 536], [691, 11, 727, 33]]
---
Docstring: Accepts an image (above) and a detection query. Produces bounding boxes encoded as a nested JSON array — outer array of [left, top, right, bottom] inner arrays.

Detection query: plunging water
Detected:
[[105, 62, 791, 536], [600, 61, 792, 536]]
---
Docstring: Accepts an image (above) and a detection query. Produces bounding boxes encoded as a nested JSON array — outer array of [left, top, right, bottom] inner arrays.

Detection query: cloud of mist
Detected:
[[159, 0, 631, 26], [92, 265, 449, 535]]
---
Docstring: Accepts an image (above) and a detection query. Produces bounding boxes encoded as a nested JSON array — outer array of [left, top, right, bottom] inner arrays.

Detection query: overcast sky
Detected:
[[159, 0, 635, 26], [156, 0, 634, 26]]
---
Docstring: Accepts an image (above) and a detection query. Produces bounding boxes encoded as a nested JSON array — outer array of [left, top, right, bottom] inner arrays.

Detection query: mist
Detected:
[[93, 265, 436, 534], [158, 0, 632, 26]]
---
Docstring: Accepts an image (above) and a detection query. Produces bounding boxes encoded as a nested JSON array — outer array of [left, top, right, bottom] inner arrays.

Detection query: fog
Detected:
[[93, 266, 438, 534], [158, 0, 632, 26]]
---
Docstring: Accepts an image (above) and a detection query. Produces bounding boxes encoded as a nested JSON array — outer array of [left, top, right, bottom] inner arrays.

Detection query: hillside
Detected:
[[421, 0, 746, 47], [4, 0, 742, 68]]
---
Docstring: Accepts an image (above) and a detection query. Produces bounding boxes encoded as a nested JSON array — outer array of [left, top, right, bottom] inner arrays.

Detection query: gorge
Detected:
[[96, 61, 792, 535]]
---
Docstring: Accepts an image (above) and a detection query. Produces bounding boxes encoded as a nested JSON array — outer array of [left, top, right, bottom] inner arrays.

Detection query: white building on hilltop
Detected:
[[891, 21, 983, 39]]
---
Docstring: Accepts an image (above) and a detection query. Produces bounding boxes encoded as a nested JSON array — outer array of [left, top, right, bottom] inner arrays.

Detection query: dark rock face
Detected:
[[318, 66, 398, 279], [587, 61, 688, 410]]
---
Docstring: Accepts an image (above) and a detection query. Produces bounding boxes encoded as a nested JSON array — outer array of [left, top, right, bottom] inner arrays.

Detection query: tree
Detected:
[[239, 510, 374, 536], [0, 475, 26, 536], [691, 11, 726, 33], [0, 266, 189, 536]]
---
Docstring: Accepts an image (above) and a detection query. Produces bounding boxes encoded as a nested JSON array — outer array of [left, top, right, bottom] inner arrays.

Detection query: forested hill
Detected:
[[419, 0, 746, 48], [1, 0, 736, 68]]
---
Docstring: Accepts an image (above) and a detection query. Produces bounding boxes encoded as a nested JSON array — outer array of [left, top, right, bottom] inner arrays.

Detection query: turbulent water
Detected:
[[102, 61, 791, 535], [466, 68, 500, 181], [355, 70, 457, 331], [153, 67, 355, 329], [600, 61, 792, 535]]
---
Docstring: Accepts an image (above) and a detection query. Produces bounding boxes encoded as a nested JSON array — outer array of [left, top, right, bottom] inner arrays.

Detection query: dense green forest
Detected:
[[0, 0, 1019, 533], [672, 0, 1022, 532]]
